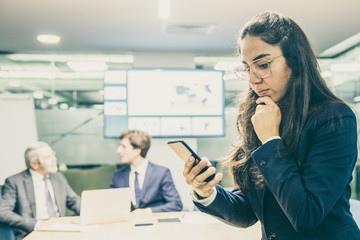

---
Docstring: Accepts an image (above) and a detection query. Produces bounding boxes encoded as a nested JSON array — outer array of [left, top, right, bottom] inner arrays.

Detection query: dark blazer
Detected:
[[110, 162, 183, 212], [195, 102, 360, 240], [0, 170, 80, 240]]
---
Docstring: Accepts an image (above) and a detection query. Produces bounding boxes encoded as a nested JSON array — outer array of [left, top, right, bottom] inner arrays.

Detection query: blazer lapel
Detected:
[[137, 163, 153, 207], [23, 171, 36, 219], [124, 167, 130, 187]]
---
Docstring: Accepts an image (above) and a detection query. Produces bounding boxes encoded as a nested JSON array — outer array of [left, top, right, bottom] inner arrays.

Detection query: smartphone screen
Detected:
[[167, 140, 215, 182]]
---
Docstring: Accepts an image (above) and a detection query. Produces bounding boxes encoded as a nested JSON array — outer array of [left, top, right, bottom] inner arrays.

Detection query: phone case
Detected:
[[167, 140, 215, 182], [167, 140, 201, 163]]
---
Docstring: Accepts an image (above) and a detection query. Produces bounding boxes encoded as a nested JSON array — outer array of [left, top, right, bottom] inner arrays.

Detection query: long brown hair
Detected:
[[225, 11, 342, 191]]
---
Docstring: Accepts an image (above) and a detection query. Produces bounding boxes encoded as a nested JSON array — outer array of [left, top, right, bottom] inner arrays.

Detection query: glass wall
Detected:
[[1, 46, 360, 197]]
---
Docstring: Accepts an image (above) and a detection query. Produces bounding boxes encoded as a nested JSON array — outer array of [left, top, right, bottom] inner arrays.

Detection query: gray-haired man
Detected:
[[0, 142, 80, 240]]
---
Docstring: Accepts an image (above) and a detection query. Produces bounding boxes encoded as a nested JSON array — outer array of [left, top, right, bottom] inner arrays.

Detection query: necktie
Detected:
[[44, 177, 58, 218], [134, 171, 141, 209]]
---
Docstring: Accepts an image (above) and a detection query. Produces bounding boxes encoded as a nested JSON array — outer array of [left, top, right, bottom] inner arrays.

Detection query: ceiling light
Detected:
[[1, 65, 59, 72], [8, 81, 21, 87], [59, 103, 69, 110], [162, 24, 216, 35], [330, 63, 360, 72], [33, 91, 44, 99], [37, 35, 61, 44], [7, 53, 134, 63], [353, 96, 360, 103], [67, 61, 108, 72], [223, 73, 237, 80], [48, 98, 58, 105], [321, 71, 333, 78], [0, 71, 104, 79], [158, 0, 170, 19], [93, 104, 104, 110], [214, 61, 239, 71], [319, 32, 360, 58]]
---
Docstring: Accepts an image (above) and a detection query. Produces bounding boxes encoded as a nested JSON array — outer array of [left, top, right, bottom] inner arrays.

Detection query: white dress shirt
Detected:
[[129, 159, 149, 206], [30, 169, 59, 220]]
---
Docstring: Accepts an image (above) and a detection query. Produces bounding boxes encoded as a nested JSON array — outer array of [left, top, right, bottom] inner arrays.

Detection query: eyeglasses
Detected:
[[233, 55, 283, 81]]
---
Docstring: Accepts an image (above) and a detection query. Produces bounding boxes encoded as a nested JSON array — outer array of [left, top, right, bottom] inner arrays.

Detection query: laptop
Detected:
[[79, 188, 131, 225]]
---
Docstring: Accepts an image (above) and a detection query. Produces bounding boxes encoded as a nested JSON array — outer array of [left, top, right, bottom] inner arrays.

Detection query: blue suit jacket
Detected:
[[195, 102, 360, 240], [110, 162, 183, 212]]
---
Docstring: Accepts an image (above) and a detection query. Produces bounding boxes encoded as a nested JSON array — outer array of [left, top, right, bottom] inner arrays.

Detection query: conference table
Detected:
[[24, 211, 261, 240]]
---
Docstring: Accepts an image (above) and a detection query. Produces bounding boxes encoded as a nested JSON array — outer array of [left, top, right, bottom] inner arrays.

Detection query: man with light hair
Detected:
[[0, 142, 80, 240]]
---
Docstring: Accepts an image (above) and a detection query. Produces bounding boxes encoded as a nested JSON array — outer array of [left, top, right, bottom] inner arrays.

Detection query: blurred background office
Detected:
[[1, 0, 360, 212]]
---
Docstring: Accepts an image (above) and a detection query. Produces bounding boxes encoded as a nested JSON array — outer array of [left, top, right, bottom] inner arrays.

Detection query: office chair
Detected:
[[0, 185, 15, 240], [350, 199, 360, 227], [0, 222, 15, 240]]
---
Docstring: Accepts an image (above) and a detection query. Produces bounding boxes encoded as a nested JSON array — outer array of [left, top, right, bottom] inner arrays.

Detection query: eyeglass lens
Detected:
[[235, 60, 271, 81]]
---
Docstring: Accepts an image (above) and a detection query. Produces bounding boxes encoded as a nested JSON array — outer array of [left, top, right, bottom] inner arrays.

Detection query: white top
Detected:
[[129, 159, 149, 206], [30, 169, 59, 220], [191, 189, 217, 207], [264, 136, 281, 143]]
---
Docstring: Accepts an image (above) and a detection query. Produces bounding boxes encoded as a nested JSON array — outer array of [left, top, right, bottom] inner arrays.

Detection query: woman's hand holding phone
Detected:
[[183, 156, 223, 198]]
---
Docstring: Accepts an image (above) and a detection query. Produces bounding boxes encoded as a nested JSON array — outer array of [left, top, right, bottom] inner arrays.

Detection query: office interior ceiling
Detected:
[[0, 0, 359, 107], [1, 0, 360, 54]]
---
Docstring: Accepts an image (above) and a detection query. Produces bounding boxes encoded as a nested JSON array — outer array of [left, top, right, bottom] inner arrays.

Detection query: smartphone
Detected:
[[167, 140, 215, 182]]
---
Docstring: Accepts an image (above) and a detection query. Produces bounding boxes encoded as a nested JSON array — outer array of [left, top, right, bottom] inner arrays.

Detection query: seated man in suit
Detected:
[[110, 130, 183, 212], [0, 142, 80, 240]]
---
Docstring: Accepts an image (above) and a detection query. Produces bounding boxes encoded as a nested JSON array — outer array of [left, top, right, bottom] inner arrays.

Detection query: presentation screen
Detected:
[[103, 69, 225, 138]]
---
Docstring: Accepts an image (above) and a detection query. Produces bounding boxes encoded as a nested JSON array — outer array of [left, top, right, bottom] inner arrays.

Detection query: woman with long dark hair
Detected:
[[183, 11, 360, 239]]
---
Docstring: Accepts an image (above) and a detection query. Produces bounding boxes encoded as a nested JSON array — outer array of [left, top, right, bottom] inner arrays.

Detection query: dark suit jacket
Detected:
[[0, 170, 80, 240], [195, 102, 360, 240], [110, 162, 183, 212]]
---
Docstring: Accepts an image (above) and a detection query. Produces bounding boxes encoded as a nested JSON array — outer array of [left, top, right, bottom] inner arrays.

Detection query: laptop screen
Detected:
[[80, 188, 131, 225]]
